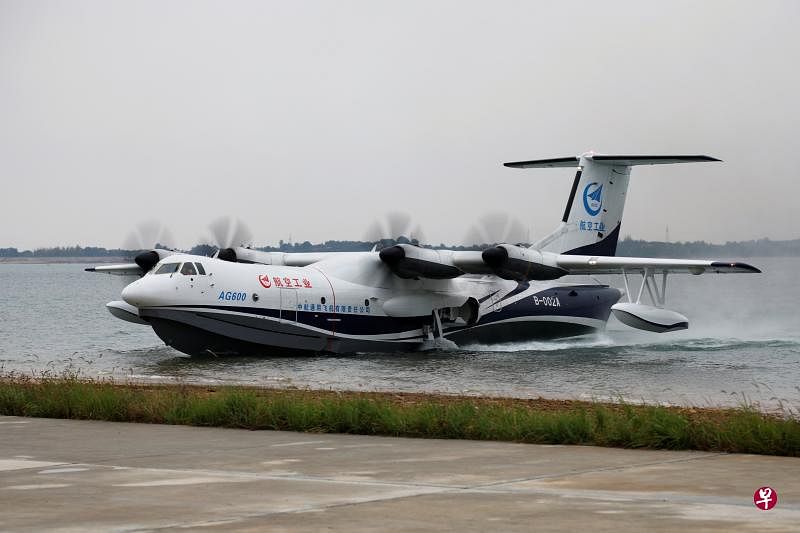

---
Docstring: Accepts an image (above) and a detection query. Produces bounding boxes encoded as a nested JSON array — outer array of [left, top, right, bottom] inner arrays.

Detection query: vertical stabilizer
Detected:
[[539, 156, 630, 255], [503, 154, 720, 256]]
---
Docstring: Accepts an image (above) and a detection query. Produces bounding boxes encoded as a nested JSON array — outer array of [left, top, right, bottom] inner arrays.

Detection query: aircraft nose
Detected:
[[121, 279, 147, 307]]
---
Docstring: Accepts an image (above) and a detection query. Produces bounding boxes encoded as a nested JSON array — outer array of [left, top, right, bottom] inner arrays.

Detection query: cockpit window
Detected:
[[154, 262, 180, 275], [180, 262, 197, 276], [195, 262, 206, 275]]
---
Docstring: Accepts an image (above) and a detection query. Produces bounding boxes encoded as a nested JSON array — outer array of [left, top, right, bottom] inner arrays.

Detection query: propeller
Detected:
[[207, 216, 254, 262], [464, 212, 529, 248], [122, 221, 177, 274], [208, 216, 254, 249], [362, 211, 427, 288], [363, 211, 426, 249], [123, 221, 176, 253]]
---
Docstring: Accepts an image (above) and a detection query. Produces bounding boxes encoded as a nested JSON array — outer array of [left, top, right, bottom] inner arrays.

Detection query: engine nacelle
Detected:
[[217, 246, 274, 264], [611, 303, 688, 333], [481, 244, 568, 281], [134, 248, 177, 273], [379, 244, 464, 279]]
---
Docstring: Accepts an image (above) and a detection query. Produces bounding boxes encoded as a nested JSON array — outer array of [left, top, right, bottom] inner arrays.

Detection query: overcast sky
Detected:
[[1, 0, 798, 250]]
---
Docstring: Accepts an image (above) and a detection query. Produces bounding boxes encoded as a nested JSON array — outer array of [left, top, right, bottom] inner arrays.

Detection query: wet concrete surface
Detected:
[[0, 415, 797, 531]]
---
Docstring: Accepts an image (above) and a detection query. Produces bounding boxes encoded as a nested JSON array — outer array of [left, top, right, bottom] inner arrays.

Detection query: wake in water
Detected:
[[460, 333, 616, 353], [461, 327, 800, 355]]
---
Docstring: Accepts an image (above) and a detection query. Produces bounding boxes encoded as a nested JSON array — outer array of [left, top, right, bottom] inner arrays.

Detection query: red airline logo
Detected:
[[258, 274, 313, 289]]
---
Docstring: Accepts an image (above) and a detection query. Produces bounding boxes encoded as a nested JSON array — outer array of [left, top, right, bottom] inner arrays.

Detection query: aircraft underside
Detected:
[[138, 284, 621, 356]]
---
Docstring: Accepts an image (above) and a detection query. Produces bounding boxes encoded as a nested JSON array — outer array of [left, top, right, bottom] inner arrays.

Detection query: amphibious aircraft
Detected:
[[88, 152, 760, 356]]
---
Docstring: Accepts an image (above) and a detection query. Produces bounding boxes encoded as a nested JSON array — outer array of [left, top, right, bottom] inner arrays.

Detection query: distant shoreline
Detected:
[[2, 236, 800, 263], [0, 257, 128, 265]]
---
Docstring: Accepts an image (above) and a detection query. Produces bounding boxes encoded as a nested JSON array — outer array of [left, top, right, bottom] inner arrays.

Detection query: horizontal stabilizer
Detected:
[[504, 154, 720, 169], [589, 155, 721, 165], [504, 157, 579, 168]]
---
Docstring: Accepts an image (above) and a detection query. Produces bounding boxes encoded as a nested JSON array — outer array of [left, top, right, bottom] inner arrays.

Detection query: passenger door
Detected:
[[280, 288, 298, 322]]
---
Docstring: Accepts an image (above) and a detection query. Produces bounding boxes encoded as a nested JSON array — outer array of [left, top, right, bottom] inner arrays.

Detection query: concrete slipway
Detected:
[[0, 415, 797, 531]]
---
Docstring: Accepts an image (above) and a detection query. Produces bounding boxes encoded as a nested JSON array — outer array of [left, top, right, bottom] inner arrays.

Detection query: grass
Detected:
[[0, 374, 798, 456]]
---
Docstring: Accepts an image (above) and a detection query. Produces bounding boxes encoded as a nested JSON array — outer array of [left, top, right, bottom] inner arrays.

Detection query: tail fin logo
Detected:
[[583, 183, 603, 216]]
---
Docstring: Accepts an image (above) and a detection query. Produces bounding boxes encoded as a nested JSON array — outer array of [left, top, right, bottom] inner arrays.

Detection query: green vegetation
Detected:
[[0, 245, 131, 258], [1, 376, 797, 456]]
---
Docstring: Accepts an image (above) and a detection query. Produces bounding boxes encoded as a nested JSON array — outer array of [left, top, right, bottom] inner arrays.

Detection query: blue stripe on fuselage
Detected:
[[478, 285, 620, 325], [151, 304, 428, 336]]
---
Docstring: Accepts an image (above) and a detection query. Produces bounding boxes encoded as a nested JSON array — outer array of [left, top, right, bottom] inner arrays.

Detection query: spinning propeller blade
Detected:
[[123, 221, 176, 254], [204, 216, 255, 262], [121, 221, 177, 275], [362, 211, 427, 287], [208, 216, 254, 249], [363, 211, 426, 249], [464, 212, 529, 248]]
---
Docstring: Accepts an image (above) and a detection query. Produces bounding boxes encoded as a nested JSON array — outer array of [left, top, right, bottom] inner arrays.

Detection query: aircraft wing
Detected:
[[229, 247, 342, 266], [554, 255, 761, 275], [450, 251, 494, 274], [84, 263, 142, 276], [239, 247, 761, 279], [280, 252, 342, 267], [406, 250, 761, 278]]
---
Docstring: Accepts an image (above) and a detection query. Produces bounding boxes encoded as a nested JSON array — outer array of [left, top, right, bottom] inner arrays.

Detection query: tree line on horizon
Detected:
[[1, 236, 799, 258]]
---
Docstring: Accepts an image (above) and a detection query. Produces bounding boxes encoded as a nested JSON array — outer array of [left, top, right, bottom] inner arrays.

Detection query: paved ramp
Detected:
[[0, 416, 796, 531]]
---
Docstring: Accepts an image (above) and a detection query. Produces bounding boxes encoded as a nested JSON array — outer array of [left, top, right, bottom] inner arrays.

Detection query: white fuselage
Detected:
[[119, 253, 620, 356]]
